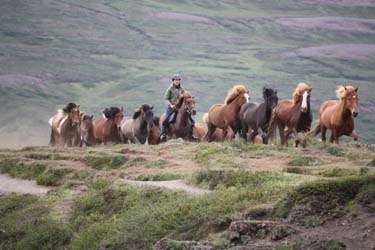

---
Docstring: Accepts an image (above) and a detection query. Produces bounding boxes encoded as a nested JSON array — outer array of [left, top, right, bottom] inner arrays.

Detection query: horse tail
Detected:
[[203, 113, 209, 124], [266, 111, 278, 142], [303, 120, 321, 140]]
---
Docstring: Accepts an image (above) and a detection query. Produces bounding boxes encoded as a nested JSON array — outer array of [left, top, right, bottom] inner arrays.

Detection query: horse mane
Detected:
[[225, 85, 248, 104], [174, 91, 193, 109], [62, 103, 77, 113], [293, 83, 311, 103], [336, 85, 356, 100], [152, 116, 160, 126], [103, 107, 121, 119], [83, 115, 93, 121]]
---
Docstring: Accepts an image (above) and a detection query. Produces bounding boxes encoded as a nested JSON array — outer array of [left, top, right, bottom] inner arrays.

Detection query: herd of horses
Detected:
[[48, 83, 359, 148]]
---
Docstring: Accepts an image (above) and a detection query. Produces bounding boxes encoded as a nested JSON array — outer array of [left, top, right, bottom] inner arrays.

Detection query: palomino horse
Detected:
[[121, 104, 154, 144], [204, 85, 249, 142], [80, 115, 95, 146], [49, 103, 81, 147], [240, 87, 278, 144], [159, 91, 196, 142], [267, 83, 312, 147], [304, 86, 359, 144], [94, 107, 123, 144], [148, 116, 161, 145]]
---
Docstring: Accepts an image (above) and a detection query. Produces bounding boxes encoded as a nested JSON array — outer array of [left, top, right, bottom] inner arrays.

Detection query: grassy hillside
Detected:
[[0, 0, 375, 146], [0, 140, 374, 249]]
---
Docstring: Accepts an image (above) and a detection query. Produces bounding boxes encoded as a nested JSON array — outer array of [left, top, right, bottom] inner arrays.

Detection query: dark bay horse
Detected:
[[80, 115, 95, 146], [240, 87, 278, 144], [148, 116, 160, 145], [121, 104, 154, 144], [304, 86, 359, 144], [94, 107, 123, 144], [159, 91, 196, 142], [49, 103, 81, 147], [204, 85, 249, 142], [267, 83, 312, 147]]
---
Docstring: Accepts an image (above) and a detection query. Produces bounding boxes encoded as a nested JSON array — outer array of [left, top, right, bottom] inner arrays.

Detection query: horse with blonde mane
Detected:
[[49, 103, 81, 147], [267, 83, 312, 147], [304, 86, 359, 144], [204, 85, 249, 142], [159, 91, 196, 142]]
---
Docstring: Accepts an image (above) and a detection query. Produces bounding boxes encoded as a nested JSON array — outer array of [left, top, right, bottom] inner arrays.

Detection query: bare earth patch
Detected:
[[284, 44, 375, 61], [148, 11, 214, 24], [275, 17, 375, 33], [0, 174, 50, 195], [123, 179, 210, 195]]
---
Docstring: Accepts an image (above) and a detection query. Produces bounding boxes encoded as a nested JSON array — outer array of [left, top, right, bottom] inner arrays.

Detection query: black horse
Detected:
[[239, 87, 278, 143]]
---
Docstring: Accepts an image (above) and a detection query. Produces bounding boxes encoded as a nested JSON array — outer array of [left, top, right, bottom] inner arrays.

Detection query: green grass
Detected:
[[0, 159, 47, 179], [287, 156, 323, 166], [83, 155, 128, 170], [0, 194, 72, 250], [135, 173, 183, 181]]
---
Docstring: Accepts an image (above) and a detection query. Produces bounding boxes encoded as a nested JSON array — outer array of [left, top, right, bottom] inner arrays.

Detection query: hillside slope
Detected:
[[1, 0, 374, 146]]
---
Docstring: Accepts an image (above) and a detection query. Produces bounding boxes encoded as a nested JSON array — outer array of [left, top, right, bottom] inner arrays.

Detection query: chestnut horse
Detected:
[[204, 85, 249, 142], [80, 115, 95, 146], [121, 104, 154, 144], [159, 91, 196, 142], [94, 107, 123, 144], [49, 103, 81, 147], [194, 123, 235, 142], [267, 83, 312, 147], [304, 86, 359, 144], [240, 87, 278, 144], [148, 116, 161, 145]]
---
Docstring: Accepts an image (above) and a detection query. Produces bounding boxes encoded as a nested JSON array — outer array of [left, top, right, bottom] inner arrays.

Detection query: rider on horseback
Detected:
[[159, 74, 195, 140]]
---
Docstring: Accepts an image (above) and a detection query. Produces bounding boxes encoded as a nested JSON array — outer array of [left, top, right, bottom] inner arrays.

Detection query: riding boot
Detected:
[[159, 123, 168, 141]]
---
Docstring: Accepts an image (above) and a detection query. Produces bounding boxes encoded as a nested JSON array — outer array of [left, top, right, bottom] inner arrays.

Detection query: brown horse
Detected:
[[304, 86, 359, 144], [94, 107, 124, 144], [49, 103, 81, 147], [80, 115, 95, 146], [267, 83, 312, 147], [148, 116, 161, 145], [159, 91, 196, 142], [204, 85, 249, 142]]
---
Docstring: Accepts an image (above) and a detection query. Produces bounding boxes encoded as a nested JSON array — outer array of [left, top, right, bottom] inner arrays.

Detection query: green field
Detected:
[[0, 0, 374, 146]]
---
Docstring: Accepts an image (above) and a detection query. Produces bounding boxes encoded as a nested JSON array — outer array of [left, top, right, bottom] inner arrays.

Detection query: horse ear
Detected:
[[308, 87, 312, 93], [344, 86, 347, 91], [151, 105, 154, 110], [121, 107, 123, 112], [90, 115, 93, 120], [275, 89, 277, 94], [355, 87, 358, 92], [77, 105, 80, 109]]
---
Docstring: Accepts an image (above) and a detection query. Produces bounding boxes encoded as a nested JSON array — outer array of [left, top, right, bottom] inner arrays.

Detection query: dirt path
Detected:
[[123, 179, 211, 195], [0, 174, 50, 195]]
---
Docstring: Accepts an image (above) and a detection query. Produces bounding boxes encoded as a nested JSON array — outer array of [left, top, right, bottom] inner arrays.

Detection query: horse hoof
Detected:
[[295, 140, 300, 147]]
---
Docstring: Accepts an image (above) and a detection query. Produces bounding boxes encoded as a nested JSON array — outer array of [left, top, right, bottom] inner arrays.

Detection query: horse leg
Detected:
[[321, 126, 327, 143], [292, 128, 300, 147], [204, 123, 216, 142], [278, 123, 285, 146], [49, 128, 56, 146], [284, 127, 294, 147], [222, 127, 228, 142], [250, 128, 258, 143], [332, 129, 339, 144], [351, 130, 358, 141]]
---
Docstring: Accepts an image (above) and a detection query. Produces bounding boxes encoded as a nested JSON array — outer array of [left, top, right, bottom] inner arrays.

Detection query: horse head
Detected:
[[338, 86, 359, 117], [69, 105, 81, 126], [184, 96, 196, 116], [114, 107, 124, 128], [293, 83, 312, 113], [81, 115, 94, 145], [263, 87, 278, 112], [133, 104, 154, 128]]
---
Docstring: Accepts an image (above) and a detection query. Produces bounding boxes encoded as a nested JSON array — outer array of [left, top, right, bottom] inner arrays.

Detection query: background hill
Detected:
[[1, 0, 375, 146]]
